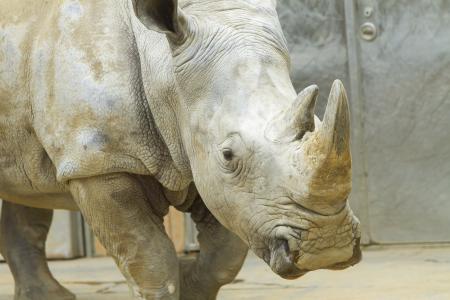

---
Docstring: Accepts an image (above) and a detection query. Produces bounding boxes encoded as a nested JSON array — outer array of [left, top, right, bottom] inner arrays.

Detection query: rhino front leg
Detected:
[[0, 201, 75, 300], [180, 197, 248, 300], [69, 173, 179, 300]]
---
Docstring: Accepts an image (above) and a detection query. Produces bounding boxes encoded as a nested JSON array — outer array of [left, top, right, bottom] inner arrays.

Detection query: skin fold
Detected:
[[0, 0, 361, 299]]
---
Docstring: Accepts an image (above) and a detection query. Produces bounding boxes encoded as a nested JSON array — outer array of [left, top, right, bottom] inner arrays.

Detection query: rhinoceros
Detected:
[[0, 0, 361, 299]]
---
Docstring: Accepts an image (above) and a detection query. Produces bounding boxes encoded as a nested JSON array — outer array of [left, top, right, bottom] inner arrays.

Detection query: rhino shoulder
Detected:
[[29, 0, 190, 191]]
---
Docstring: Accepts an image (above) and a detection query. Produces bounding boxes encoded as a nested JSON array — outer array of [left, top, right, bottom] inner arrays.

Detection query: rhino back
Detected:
[[0, 0, 186, 208]]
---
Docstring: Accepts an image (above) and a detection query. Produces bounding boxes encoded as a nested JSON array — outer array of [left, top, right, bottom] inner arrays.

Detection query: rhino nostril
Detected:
[[272, 225, 303, 262], [269, 239, 305, 279]]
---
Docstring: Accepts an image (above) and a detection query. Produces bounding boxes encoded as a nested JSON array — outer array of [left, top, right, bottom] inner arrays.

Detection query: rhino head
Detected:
[[133, 0, 361, 278]]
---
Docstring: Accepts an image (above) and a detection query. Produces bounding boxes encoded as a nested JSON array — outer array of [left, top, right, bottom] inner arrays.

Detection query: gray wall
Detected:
[[277, 0, 450, 244]]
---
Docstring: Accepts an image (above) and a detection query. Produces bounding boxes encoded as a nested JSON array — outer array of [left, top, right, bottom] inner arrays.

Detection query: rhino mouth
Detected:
[[261, 209, 361, 279], [265, 235, 361, 279]]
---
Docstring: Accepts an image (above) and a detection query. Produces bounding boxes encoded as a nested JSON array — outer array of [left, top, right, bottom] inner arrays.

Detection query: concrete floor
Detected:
[[0, 245, 449, 300]]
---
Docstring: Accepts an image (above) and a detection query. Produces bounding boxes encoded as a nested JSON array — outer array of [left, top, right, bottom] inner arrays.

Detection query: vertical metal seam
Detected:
[[344, 0, 372, 243], [72, 211, 87, 257], [82, 218, 95, 257]]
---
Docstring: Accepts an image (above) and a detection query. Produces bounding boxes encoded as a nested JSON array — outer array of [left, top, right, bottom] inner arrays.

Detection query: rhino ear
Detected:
[[133, 0, 187, 38]]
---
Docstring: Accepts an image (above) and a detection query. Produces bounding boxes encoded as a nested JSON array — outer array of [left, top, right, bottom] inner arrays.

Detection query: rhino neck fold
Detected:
[[129, 7, 194, 191]]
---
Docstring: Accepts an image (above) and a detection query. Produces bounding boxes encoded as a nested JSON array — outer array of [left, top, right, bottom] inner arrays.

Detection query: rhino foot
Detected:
[[14, 284, 76, 300]]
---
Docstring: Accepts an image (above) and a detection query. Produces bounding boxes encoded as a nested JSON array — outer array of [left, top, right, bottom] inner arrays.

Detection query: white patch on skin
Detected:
[[53, 46, 123, 116], [0, 23, 28, 87], [167, 283, 176, 294], [59, 0, 83, 32]]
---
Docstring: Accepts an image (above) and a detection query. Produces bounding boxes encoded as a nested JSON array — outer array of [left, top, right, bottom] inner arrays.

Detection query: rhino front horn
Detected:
[[265, 85, 318, 143], [319, 79, 351, 159], [306, 80, 352, 210]]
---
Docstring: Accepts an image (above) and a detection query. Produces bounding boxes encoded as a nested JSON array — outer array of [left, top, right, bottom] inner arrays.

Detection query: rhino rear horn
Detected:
[[265, 85, 318, 143], [293, 85, 318, 137]]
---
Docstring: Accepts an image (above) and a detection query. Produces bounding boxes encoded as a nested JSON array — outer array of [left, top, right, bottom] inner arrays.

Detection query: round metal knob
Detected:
[[360, 22, 377, 41]]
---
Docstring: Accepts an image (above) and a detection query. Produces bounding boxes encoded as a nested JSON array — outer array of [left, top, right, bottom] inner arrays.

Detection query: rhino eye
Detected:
[[222, 149, 234, 161]]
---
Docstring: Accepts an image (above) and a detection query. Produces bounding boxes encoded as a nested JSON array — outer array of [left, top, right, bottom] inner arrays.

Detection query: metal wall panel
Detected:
[[278, 0, 450, 243], [355, 0, 450, 243]]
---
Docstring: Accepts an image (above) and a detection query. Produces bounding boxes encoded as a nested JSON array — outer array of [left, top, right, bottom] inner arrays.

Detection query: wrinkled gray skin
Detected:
[[0, 0, 361, 299]]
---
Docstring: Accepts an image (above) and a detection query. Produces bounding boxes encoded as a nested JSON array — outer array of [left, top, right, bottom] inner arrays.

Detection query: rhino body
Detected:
[[0, 0, 361, 299], [0, 0, 186, 208]]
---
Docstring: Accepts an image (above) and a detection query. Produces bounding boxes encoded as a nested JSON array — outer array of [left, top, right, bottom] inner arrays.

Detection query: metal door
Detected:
[[353, 0, 450, 243], [278, 0, 450, 244]]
